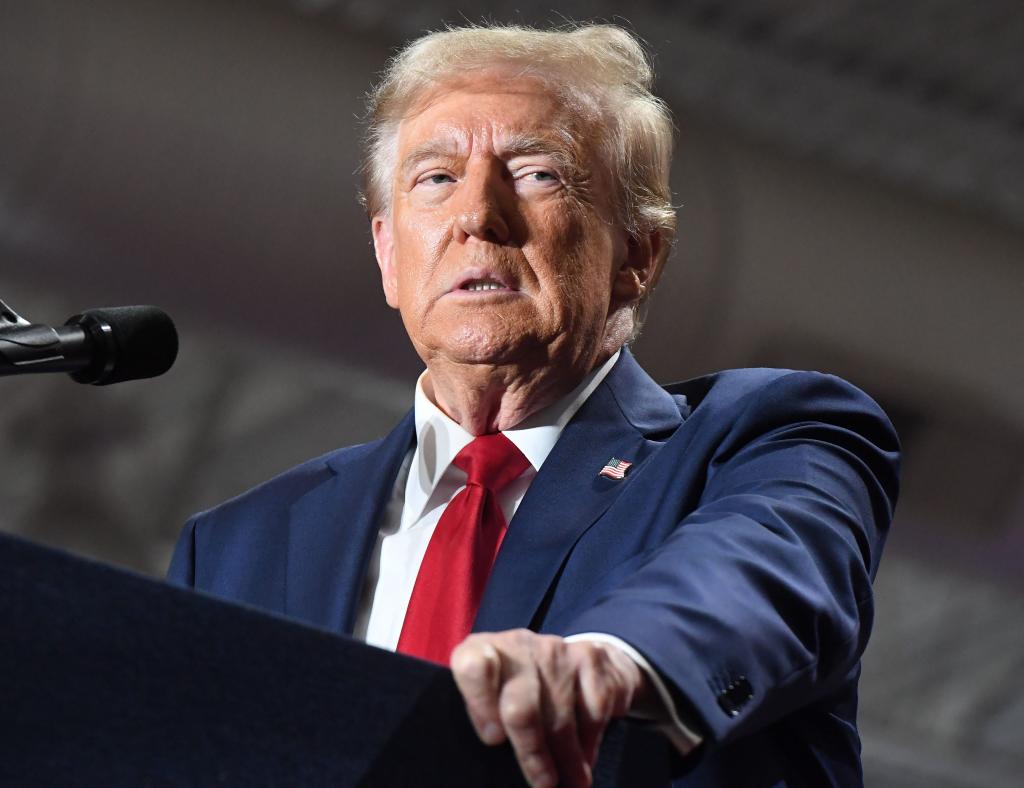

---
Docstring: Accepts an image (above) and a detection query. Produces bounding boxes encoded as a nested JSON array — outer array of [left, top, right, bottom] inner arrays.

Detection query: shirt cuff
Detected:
[[564, 632, 703, 756]]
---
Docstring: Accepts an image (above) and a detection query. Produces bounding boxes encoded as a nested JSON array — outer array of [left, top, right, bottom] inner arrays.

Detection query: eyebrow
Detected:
[[400, 140, 459, 178], [399, 131, 584, 179], [501, 132, 584, 176]]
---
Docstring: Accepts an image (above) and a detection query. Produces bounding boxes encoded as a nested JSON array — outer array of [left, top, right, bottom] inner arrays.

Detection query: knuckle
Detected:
[[449, 639, 475, 665], [453, 654, 488, 683], [538, 634, 564, 659], [501, 697, 541, 731], [530, 635, 569, 675], [451, 642, 500, 685], [510, 628, 536, 649]]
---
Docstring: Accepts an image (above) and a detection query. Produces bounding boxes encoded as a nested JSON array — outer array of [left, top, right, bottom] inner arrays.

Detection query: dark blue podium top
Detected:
[[0, 533, 669, 786]]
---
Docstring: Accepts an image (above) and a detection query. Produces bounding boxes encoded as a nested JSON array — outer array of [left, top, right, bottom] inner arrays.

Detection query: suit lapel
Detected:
[[285, 411, 415, 634], [474, 351, 684, 633]]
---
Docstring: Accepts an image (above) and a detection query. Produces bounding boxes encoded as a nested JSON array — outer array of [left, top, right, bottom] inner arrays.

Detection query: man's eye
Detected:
[[525, 171, 557, 182], [422, 173, 455, 185]]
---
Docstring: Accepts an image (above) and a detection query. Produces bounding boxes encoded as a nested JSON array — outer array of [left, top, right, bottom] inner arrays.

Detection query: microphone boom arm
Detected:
[[0, 298, 88, 376], [0, 299, 31, 329]]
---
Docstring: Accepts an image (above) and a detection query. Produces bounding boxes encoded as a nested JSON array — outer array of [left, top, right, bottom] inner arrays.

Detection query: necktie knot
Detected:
[[454, 433, 530, 493]]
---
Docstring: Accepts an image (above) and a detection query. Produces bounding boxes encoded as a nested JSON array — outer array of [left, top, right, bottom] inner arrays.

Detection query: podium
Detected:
[[0, 533, 670, 786]]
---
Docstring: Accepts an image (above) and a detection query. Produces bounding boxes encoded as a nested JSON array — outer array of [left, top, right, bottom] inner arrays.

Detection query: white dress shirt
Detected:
[[352, 351, 700, 753]]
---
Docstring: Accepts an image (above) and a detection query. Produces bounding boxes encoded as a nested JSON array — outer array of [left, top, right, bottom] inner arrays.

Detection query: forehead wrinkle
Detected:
[[400, 124, 585, 182], [396, 76, 591, 168], [399, 116, 510, 180]]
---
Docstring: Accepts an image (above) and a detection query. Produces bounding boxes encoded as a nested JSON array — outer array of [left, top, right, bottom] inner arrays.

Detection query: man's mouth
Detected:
[[461, 278, 508, 292], [450, 270, 519, 294]]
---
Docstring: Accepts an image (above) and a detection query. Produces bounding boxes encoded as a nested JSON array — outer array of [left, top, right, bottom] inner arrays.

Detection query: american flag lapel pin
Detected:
[[598, 457, 633, 480]]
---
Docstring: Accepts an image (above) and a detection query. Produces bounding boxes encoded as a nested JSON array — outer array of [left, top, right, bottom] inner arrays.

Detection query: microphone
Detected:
[[0, 301, 178, 385]]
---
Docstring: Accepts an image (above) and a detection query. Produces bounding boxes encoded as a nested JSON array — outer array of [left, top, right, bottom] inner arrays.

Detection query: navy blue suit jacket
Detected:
[[168, 351, 899, 787]]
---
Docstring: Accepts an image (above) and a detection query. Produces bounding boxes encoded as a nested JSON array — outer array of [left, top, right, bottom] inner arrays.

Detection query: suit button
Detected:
[[717, 676, 753, 717]]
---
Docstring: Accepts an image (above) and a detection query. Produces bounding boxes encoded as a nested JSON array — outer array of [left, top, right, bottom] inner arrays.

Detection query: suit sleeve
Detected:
[[563, 371, 900, 746]]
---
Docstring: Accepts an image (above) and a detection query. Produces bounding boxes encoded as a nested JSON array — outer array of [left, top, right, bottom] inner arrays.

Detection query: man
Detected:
[[169, 23, 899, 788]]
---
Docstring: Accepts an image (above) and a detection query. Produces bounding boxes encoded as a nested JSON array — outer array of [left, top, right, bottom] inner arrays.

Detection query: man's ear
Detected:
[[612, 230, 663, 306], [371, 215, 399, 309]]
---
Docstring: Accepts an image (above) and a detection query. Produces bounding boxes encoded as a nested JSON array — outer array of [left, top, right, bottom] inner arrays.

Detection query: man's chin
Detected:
[[415, 317, 535, 365], [426, 336, 553, 369], [438, 345, 532, 367]]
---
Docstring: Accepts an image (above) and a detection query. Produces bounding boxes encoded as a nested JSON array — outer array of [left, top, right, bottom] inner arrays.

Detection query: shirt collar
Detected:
[[406, 351, 620, 515]]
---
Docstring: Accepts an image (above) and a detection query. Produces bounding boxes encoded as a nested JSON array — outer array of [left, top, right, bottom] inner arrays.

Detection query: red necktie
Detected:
[[397, 433, 529, 664]]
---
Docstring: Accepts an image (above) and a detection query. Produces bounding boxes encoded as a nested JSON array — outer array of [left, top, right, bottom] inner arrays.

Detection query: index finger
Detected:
[[451, 638, 506, 745]]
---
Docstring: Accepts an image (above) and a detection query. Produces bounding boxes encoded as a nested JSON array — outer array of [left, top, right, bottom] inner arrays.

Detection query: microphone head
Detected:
[[66, 306, 179, 385]]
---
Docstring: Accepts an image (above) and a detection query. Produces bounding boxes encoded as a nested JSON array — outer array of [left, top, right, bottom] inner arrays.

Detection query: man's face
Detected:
[[372, 74, 648, 376]]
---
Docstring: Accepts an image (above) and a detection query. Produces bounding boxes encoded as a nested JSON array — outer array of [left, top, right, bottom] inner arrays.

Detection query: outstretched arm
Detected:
[[451, 372, 900, 786]]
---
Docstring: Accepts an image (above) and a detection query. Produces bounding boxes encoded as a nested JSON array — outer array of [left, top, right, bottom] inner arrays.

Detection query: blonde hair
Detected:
[[360, 23, 677, 325]]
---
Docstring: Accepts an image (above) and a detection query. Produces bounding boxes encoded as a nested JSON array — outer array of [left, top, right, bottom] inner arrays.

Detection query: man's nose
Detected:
[[453, 164, 511, 245]]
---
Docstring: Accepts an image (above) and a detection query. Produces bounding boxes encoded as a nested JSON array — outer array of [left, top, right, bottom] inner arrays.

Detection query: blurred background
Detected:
[[1, 1, 1022, 784]]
